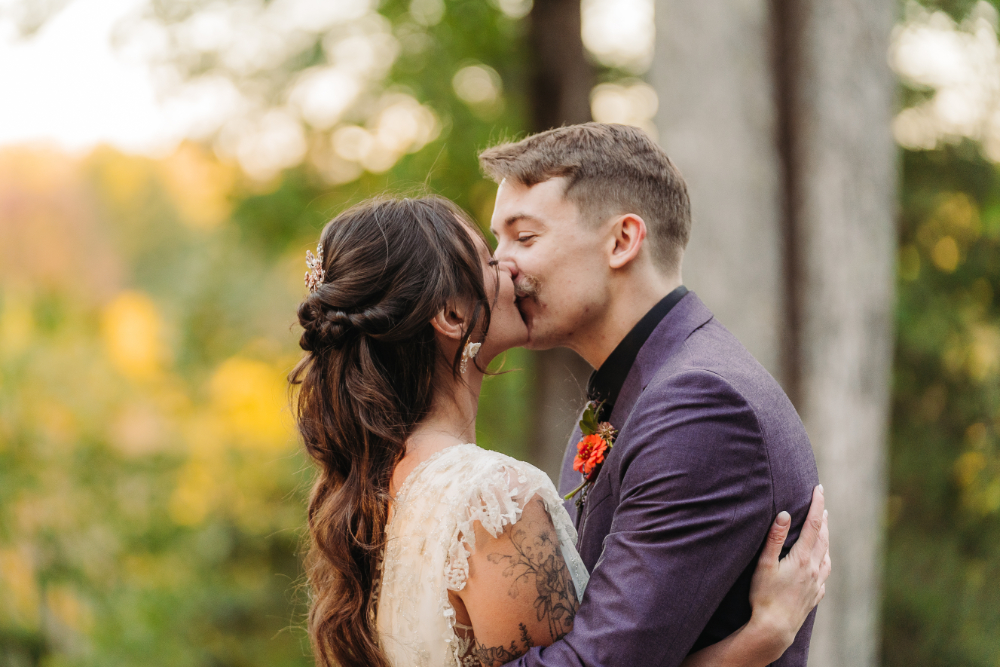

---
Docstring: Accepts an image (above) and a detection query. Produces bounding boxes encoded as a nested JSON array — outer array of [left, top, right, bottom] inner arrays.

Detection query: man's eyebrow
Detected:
[[490, 213, 541, 236]]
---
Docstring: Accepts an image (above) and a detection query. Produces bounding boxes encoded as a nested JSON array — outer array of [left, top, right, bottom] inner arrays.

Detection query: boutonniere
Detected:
[[564, 400, 617, 510]]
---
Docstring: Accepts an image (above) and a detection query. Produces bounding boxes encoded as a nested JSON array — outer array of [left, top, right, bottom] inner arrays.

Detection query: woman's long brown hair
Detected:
[[289, 197, 492, 667]]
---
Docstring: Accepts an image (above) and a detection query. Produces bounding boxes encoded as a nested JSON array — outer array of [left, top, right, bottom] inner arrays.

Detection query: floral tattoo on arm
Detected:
[[472, 623, 533, 666], [490, 517, 579, 643]]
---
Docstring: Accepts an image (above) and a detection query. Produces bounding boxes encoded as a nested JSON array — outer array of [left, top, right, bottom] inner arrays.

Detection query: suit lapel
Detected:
[[607, 292, 713, 429], [576, 293, 714, 533]]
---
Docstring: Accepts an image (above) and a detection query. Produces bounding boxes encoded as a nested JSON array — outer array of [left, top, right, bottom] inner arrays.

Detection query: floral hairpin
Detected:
[[305, 243, 325, 293]]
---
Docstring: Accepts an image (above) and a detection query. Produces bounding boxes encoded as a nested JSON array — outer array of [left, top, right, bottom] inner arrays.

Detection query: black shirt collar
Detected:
[[586, 286, 688, 417]]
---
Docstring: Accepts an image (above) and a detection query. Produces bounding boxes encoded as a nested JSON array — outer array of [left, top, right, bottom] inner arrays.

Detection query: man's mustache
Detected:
[[514, 275, 540, 299]]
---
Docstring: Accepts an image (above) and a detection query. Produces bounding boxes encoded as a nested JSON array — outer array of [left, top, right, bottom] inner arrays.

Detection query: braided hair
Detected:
[[289, 196, 491, 667]]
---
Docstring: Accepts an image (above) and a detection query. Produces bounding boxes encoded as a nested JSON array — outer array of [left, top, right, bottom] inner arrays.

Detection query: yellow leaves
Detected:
[[931, 236, 960, 271], [955, 424, 1000, 516], [209, 357, 293, 451], [88, 143, 236, 230], [46, 585, 93, 634], [936, 192, 980, 235], [967, 324, 1000, 381], [0, 146, 310, 657], [101, 291, 168, 381], [88, 146, 157, 211], [956, 447, 984, 479], [168, 356, 295, 527], [0, 547, 40, 629], [899, 192, 984, 276], [916, 192, 982, 273], [36, 401, 79, 450], [122, 553, 191, 590], [0, 292, 33, 356], [159, 143, 237, 230], [942, 321, 1000, 383], [170, 459, 216, 527]]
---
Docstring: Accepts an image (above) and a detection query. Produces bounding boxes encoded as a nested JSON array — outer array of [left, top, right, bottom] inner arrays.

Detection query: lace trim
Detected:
[[393, 443, 477, 507], [443, 464, 530, 592], [376, 444, 589, 667]]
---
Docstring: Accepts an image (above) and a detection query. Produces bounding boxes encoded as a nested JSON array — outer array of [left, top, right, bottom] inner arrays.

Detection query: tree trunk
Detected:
[[784, 1, 897, 664], [528, 0, 594, 129], [652, 0, 897, 664], [524, 0, 595, 480], [649, 0, 787, 382]]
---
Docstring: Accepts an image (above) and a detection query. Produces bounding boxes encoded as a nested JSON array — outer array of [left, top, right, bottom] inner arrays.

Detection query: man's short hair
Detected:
[[478, 123, 691, 272]]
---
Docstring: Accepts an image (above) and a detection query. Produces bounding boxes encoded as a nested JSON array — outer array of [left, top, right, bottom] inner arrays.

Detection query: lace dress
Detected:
[[375, 443, 589, 667]]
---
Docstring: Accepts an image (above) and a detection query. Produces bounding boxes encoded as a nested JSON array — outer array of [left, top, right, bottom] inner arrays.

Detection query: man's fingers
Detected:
[[759, 511, 791, 566]]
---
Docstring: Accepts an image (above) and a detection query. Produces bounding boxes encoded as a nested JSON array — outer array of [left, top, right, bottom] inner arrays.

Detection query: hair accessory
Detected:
[[460, 341, 481, 374], [305, 243, 325, 293]]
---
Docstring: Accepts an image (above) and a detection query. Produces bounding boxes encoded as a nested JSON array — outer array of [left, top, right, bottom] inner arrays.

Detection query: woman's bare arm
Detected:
[[455, 495, 579, 667], [456, 485, 829, 667]]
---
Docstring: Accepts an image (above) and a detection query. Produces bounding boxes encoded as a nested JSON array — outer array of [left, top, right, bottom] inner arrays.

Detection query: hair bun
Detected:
[[298, 298, 358, 352]]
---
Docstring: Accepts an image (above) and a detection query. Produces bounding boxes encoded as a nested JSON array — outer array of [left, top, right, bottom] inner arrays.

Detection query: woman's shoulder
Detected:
[[392, 444, 567, 542], [398, 443, 549, 500]]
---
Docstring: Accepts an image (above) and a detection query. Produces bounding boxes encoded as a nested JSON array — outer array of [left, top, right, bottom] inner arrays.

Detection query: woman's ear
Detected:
[[429, 301, 467, 341], [608, 213, 648, 270]]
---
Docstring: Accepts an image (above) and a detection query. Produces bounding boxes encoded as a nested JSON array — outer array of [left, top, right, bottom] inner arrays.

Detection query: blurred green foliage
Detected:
[[885, 140, 1000, 665], [0, 2, 534, 666], [914, 0, 1000, 20], [3, 0, 1000, 665]]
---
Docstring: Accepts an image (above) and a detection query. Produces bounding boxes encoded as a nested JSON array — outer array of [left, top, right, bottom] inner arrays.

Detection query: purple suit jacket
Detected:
[[508, 292, 818, 667]]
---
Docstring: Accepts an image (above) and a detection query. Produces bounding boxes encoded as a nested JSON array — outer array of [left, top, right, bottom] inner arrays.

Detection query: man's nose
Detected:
[[498, 258, 518, 280], [492, 240, 519, 277]]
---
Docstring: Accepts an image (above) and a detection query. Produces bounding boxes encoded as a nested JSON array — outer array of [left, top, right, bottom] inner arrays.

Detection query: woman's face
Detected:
[[470, 229, 529, 362]]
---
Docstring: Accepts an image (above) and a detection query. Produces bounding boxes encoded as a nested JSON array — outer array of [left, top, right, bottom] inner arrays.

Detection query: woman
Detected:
[[289, 196, 829, 667]]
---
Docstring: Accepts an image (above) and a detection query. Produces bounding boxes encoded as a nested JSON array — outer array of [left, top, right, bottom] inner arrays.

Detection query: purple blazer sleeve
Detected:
[[509, 369, 774, 667]]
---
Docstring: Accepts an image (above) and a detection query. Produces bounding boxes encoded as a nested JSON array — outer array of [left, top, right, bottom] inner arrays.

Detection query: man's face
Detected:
[[490, 177, 609, 350]]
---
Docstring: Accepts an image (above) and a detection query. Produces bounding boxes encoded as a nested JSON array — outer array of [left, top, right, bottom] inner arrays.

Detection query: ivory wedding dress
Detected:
[[375, 443, 590, 667]]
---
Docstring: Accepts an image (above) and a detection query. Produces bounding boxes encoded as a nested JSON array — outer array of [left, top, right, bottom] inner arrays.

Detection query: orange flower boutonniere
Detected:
[[564, 401, 617, 508], [573, 434, 608, 476]]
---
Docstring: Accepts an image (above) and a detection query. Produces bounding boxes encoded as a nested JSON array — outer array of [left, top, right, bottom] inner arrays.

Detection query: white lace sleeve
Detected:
[[375, 444, 589, 667]]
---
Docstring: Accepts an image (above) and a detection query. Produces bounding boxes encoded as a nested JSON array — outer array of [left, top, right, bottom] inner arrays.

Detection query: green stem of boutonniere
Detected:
[[564, 478, 588, 501]]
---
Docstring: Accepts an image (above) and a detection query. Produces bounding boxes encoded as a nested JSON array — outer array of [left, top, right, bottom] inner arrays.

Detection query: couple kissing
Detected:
[[290, 122, 830, 667]]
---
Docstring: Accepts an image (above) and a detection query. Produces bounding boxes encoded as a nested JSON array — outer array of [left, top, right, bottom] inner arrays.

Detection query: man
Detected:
[[481, 123, 821, 666]]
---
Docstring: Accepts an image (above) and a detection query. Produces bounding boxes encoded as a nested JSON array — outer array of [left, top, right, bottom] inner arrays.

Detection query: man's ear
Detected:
[[608, 213, 648, 270], [429, 301, 467, 341]]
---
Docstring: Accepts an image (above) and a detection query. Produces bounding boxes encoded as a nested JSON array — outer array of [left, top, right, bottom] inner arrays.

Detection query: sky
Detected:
[[0, 0, 995, 160], [0, 0, 196, 155], [0, 0, 651, 157]]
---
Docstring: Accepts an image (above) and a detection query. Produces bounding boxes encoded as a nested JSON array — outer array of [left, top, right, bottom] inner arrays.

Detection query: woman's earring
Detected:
[[460, 341, 481, 374]]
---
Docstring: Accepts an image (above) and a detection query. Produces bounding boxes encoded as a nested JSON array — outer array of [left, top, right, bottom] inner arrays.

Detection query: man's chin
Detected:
[[522, 338, 555, 351], [515, 299, 554, 349], [521, 324, 557, 351]]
